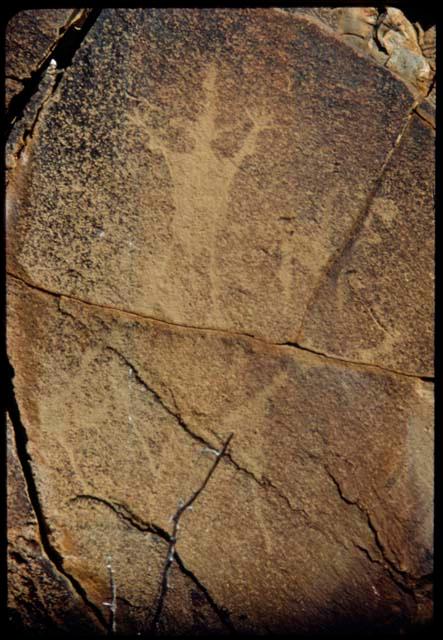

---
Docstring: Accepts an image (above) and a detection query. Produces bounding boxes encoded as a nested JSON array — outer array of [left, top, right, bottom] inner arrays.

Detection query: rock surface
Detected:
[[298, 113, 435, 376], [5, 9, 75, 109], [7, 7, 418, 345], [7, 415, 101, 634], [7, 276, 434, 634], [6, 7, 434, 636]]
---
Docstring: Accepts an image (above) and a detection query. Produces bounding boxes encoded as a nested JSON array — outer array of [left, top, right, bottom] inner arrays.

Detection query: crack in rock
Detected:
[[6, 64, 61, 165], [5, 358, 108, 631], [295, 108, 416, 344], [150, 433, 234, 633], [8, 271, 429, 380], [324, 465, 429, 596], [70, 493, 234, 633], [6, 9, 102, 174], [223, 452, 304, 519], [5, 9, 101, 137], [173, 554, 234, 633], [105, 346, 211, 449], [414, 103, 436, 129], [106, 346, 305, 521], [69, 494, 170, 541], [282, 338, 425, 379]]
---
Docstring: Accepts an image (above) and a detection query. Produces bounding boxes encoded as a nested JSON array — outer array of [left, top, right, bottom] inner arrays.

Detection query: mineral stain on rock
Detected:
[[6, 7, 434, 636]]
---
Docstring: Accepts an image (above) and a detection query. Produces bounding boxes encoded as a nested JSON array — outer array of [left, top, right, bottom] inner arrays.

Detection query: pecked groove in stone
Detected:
[[6, 7, 417, 345]]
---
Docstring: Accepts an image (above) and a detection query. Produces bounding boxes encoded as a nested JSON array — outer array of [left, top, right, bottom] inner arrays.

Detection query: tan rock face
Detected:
[[7, 416, 101, 634], [7, 8, 417, 345], [7, 277, 433, 633], [6, 7, 434, 635], [298, 113, 435, 376]]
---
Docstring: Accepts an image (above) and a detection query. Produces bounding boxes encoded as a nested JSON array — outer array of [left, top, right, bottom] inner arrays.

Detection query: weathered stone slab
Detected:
[[7, 275, 433, 633], [6, 7, 434, 635], [416, 84, 436, 128], [7, 417, 101, 635], [298, 114, 434, 377], [5, 9, 74, 108], [7, 8, 416, 344]]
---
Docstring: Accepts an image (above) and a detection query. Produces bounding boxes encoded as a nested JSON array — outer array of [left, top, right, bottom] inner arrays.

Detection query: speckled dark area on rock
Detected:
[[6, 7, 434, 636], [5, 9, 74, 108], [7, 8, 415, 343]]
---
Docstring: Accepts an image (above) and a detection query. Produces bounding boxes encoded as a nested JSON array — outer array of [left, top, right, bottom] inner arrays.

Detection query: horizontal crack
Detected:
[[283, 340, 431, 379], [7, 271, 430, 380], [5, 358, 108, 631]]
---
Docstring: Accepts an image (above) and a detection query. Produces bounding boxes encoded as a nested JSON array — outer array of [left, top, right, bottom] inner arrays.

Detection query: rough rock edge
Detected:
[[279, 8, 435, 100], [5, 9, 101, 170], [6, 363, 108, 631]]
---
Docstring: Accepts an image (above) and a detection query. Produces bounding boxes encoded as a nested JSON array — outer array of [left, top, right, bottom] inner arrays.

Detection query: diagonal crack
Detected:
[[69, 494, 170, 541], [7, 67, 60, 165], [150, 433, 234, 633], [295, 106, 416, 343], [412, 58, 436, 131], [6, 9, 102, 178], [106, 346, 306, 521], [5, 9, 101, 138], [324, 466, 430, 596], [173, 554, 234, 632], [413, 103, 436, 129], [8, 271, 432, 381], [224, 453, 303, 517], [5, 357, 108, 631], [105, 346, 211, 449], [69, 490, 235, 633]]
